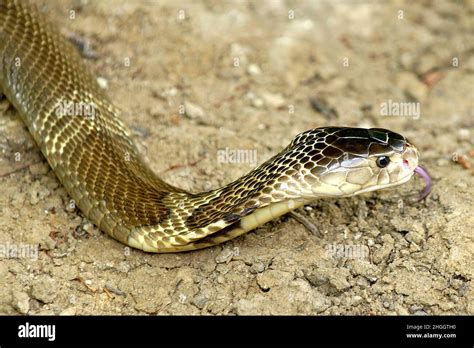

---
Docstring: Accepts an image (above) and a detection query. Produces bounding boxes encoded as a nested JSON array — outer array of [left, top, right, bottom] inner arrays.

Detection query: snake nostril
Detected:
[[403, 159, 409, 169]]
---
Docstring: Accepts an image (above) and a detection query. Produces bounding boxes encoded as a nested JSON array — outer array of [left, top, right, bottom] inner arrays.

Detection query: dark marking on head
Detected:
[[368, 128, 406, 152]]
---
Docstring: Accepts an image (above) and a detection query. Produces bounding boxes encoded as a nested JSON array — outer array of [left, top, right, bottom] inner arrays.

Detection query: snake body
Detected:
[[0, 1, 421, 252]]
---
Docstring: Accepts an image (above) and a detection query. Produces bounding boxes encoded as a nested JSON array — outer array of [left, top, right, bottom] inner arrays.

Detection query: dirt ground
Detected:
[[0, 0, 472, 315]]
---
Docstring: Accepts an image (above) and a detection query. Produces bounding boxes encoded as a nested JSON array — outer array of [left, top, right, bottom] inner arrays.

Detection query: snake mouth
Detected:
[[346, 170, 415, 197], [401, 142, 432, 200]]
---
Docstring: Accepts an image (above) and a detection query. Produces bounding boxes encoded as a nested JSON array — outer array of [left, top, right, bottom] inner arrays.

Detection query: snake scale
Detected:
[[0, 0, 430, 253]]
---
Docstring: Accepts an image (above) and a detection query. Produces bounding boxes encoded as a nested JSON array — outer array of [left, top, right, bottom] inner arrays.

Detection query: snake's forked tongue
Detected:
[[414, 166, 432, 201]]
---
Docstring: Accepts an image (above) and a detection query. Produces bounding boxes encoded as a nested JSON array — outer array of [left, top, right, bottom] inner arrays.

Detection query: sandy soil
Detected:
[[0, 0, 472, 315]]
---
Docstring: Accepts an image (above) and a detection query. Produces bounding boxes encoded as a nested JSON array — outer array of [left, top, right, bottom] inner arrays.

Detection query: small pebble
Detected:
[[261, 92, 286, 108], [105, 283, 126, 296], [184, 101, 205, 119], [247, 64, 261, 75], [192, 293, 209, 309], [60, 307, 77, 315], [28, 181, 50, 205], [457, 128, 470, 141], [97, 77, 108, 89], [30, 277, 58, 303], [215, 247, 235, 264], [11, 291, 30, 314], [249, 261, 265, 274], [29, 162, 49, 176], [351, 296, 363, 306], [405, 231, 424, 245], [82, 223, 95, 235], [163, 87, 178, 97], [251, 97, 264, 108]]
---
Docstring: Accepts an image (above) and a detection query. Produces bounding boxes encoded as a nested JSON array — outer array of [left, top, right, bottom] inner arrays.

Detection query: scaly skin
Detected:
[[0, 0, 420, 252]]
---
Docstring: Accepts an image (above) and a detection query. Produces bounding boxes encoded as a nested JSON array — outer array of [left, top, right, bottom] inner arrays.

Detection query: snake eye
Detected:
[[376, 156, 390, 168]]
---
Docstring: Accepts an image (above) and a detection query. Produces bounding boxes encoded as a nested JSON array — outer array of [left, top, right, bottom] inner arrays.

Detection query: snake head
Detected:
[[284, 127, 420, 198]]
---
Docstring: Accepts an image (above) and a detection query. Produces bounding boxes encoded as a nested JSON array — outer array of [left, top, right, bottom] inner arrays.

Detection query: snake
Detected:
[[0, 0, 431, 253]]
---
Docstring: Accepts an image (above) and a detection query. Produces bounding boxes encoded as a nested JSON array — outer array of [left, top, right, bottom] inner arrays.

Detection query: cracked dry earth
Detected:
[[0, 0, 473, 315]]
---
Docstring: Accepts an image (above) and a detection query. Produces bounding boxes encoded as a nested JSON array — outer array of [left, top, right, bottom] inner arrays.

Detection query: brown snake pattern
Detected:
[[0, 1, 421, 252]]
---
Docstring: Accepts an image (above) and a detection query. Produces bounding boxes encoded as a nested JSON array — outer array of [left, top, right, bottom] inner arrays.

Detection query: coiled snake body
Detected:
[[0, 1, 427, 252]]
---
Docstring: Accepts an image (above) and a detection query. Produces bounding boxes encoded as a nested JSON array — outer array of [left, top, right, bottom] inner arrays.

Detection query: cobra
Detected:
[[0, 1, 431, 253]]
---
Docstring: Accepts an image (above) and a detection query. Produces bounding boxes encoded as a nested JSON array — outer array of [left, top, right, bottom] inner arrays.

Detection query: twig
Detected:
[[288, 211, 323, 238]]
